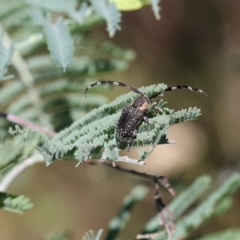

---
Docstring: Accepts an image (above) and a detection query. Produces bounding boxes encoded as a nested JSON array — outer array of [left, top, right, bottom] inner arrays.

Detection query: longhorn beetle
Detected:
[[85, 81, 208, 150]]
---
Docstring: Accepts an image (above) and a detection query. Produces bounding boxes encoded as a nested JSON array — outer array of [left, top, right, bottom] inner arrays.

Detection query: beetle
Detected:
[[85, 81, 208, 150]]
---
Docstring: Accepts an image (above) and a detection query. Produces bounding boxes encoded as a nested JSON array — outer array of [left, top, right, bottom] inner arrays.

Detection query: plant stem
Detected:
[[0, 153, 44, 191]]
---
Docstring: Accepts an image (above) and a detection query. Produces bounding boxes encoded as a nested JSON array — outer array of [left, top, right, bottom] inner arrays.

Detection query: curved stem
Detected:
[[0, 153, 44, 192]]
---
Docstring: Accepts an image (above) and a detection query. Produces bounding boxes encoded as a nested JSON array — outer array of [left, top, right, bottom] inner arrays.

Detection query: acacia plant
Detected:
[[0, 1, 240, 240]]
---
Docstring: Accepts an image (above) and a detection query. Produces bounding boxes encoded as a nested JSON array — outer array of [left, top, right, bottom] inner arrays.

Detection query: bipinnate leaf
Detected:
[[105, 185, 148, 240], [90, 0, 121, 37], [173, 173, 240, 239], [143, 175, 212, 233], [0, 192, 33, 214], [68, 2, 93, 25], [44, 230, 73, 240], [195, 229, 240, 240], [82, 229, 103, 240], [43, 16, 74, 70], [26, 0, 75, 13], [0, 33, 14, 80], [150, 0, 161, 19]]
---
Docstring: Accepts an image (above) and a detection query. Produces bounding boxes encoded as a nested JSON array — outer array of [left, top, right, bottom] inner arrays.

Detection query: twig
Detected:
[[0, 153, 44, 191], [117, 155, 146, 165], [0, 113, 56, 137], [100, 160, 175, 196]]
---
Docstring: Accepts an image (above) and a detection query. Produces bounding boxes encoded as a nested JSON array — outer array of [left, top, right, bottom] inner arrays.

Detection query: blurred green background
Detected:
[[1, 0, 240, 239]]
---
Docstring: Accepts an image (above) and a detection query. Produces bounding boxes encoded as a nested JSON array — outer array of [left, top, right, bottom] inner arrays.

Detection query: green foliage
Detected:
[[143, 175, 212, 233], [26, 0, 76, 14], [0, 1, 239, 240], [44, 230, 73, 240], [0, 0, 162, 41], [0, 45, 133, 134], [68, 2, 92, 25], [105, 185, 148, 240], [0, 33, 14, 80], [195, 229, 240, 240], [150, 0, 161, 19], [7, 83, 202, 165], [172, 173, 240, 240], [0, 191, 34, 213], [140, 173, 240, 240], [82, 229, 103, 240], [0, 135, 35, 172], [90, 0, 121, 37], [42, 16, 74, 70]]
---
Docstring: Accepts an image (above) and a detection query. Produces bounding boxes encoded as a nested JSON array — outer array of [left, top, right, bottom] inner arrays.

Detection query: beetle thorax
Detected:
[[133, 96, 150, 112]]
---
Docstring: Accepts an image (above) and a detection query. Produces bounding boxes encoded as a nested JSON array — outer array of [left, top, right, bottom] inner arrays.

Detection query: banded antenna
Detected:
[[85, 80, 146, 98], [149, 85, 208, 101]]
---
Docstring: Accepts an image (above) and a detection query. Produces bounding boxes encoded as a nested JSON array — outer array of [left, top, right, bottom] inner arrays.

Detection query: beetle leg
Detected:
[[127, 129, 137, 151], [143, 116, 150, 139]]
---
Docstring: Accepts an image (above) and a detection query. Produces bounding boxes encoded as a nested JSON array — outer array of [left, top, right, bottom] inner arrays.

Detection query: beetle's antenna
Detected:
[[85, 80, 145, 98], [149, 85, 208, 101]]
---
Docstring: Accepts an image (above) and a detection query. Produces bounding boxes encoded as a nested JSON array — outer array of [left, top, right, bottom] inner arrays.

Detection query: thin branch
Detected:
[[0, 153, 44, 191], [117, 155, 146, 165], [0, 113, 56, 137], [100, 160, 175, 196]]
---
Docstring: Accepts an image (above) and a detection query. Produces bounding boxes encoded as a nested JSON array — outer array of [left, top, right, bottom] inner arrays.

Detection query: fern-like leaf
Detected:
[[170, 107, 202, 125], [150, 0, 161, 19], [195, 229, 240, 240], [9, 126, 74, 164], [0, 133, 38, 172], [105, 185, 148, 240], [0, 192, 34, 213], [26, 0, 75, 14], [82, 229, 103, 240], [44, 231, 72, 240], [43, 16, 74, 70], [142, 175, 212, 234], [90, 0, 121, 37], [173, 173, 240, 239], [68, 2, 93, 25], [0, 33, 14, 80]]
